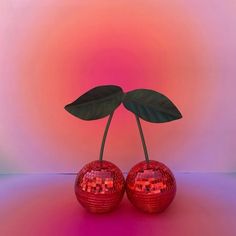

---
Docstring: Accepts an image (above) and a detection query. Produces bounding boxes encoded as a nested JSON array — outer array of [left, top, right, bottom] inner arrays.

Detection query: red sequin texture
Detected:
[[126, 160, 176, 213], [75, 160, 125, 213]]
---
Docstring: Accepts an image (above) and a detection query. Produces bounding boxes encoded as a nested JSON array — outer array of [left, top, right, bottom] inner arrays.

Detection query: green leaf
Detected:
[[123, 89, 182, 123], [65, 85, 123, 120]]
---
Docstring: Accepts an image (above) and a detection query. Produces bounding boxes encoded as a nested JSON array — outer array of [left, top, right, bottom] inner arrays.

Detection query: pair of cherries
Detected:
[[75, 159, 176, 213], [65, 85, 182, 214]]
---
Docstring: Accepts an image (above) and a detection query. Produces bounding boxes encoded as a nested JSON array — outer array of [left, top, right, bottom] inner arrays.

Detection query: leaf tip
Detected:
[[64, 104, 70, 112]]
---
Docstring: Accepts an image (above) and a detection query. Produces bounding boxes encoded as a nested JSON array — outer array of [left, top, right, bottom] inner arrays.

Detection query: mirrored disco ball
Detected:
[[126, 160, 176, 213], [75, 160, 125, 213]]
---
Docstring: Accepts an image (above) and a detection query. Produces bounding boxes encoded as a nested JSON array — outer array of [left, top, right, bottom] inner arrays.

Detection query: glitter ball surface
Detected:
[[75, 160, 125, 213], [126, 160, 176, 213]]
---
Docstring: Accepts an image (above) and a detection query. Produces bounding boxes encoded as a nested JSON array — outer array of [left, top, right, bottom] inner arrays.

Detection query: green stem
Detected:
[[135, 115, 150, 163], [99, 112, 114, 161]]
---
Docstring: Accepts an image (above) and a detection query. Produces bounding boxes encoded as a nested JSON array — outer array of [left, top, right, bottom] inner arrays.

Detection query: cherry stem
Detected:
[[135, 115, 150, 163], [99, 112, 114, 161]]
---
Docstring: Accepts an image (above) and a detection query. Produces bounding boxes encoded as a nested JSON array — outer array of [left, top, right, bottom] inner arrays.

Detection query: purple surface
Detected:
[[0, 173, 236, 236]]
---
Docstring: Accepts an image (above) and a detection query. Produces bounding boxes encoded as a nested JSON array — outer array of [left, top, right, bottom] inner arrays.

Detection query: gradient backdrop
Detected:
[[0, 0, 236, 173]]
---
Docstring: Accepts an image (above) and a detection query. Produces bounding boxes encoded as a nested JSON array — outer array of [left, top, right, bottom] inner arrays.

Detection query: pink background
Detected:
[[1, 0, 236, 173], [1, 2, 236, 236]]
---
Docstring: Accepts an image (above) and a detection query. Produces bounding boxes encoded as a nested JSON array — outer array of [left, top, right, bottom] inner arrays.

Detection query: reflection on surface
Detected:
[[0, 173, 236, 236]]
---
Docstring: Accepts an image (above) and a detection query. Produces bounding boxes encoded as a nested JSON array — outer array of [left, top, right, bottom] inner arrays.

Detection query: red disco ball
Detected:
[[75, 160, 125, 213], [126, 160, 176, 213]]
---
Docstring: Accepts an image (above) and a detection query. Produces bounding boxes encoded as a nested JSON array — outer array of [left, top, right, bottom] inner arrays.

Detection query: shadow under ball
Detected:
[[75, 160, 125, 213], [126, 160, 176, 213]]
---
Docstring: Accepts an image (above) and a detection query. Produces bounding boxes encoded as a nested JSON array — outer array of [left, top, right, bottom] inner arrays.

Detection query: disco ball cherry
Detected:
[[126, 160, 176, 213], [75, 160, 125, 213]]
